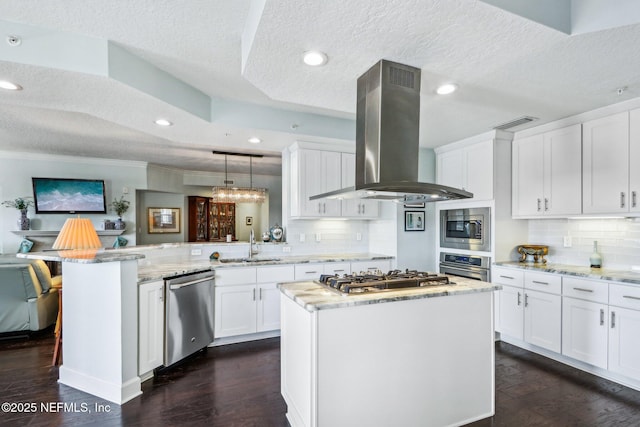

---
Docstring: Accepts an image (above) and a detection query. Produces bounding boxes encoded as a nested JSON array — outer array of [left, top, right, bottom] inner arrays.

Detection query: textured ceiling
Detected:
[[0, 0, 639, 176]]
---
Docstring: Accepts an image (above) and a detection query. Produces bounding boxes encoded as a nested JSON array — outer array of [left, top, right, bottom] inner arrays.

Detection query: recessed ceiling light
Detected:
[[436, 83, 458, 95], [154, 119, 172, 126], [303, 51, 328, 66], [248, 137, 261, 144], [0, 80, 22, 91]]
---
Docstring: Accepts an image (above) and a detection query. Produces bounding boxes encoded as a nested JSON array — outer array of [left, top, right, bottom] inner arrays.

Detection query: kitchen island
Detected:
[[279, 277, 500, 427]]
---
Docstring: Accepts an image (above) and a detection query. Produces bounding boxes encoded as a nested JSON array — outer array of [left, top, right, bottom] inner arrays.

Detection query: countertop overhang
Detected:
[[279, 277, 500, 311]]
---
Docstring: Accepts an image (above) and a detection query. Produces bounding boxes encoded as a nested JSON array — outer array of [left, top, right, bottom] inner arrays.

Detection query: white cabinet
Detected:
[[139, 280, 165, 376], [215, 265, 295, 339], [608, 283, 640, 381], [583, 112, 630, 214], [561, 277, 609, 369], [289, 147, 342, 218], [512, 124, 582, 217], [436, 139, 493, 201], [630, 108, 640, 213], [562, 296, 608, 369], [493, 267, 561, 353], [340, 153, 379, 218]]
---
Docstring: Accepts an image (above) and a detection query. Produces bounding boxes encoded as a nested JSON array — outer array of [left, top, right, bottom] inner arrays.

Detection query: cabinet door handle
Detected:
[[517, 292, 521, 306], [252, 288, 256, 301], [611, 311, 616, 328], [318, 203, 322, 214], [600, 309, 604, 326], [323, 203, 327, 214], [573, 287, 593, 293], [362, 204, 366, 215], [524, 293, 529, 307], [537, 198, 541, 212], [532, 280, 548, 285], [332, 269, 345, 273], [621, 192, 626, 208], [500, 275, 515, 280], [633, 191, 637, 208], [623, 295, 640, 301], [259, 288, 262, 300], [544, 198, 549, 211], [305, 271, 318, 274]]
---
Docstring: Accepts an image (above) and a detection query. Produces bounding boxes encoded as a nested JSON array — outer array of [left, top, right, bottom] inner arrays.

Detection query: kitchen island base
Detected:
[[281, 290, 495, 427]]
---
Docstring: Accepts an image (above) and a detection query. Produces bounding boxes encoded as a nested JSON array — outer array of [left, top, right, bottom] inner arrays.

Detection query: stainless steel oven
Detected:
[[439, 252, 491, 282], [439, 207, 491, 252]]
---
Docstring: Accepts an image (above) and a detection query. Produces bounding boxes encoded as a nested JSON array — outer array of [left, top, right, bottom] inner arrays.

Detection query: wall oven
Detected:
[[439, 252, 491, 282], [439, 207, 491, 252]]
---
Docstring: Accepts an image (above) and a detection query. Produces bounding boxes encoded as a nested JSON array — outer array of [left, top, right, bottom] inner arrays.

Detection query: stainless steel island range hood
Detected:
[[310, 59, 472, 203]]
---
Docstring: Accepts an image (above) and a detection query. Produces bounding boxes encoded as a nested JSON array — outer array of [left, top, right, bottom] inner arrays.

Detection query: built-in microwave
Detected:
[[439, 207, 491, 252]]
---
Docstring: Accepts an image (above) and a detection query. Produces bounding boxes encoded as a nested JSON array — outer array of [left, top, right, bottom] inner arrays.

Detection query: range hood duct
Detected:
[[310, 59, 472, 203]]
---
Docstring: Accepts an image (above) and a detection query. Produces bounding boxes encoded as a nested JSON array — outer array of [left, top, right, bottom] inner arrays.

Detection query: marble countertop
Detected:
[[18, 250, 145, 264], [494, 261, 640, 285], [138, 253, 394, 283], [279, 277, 500, 312]]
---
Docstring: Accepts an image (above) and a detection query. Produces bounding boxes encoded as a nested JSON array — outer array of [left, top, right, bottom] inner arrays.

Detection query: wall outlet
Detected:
[[122, 186, 129, 194], [563, 236, 572, 247], [282, 246, 291, 253], [299, 233, 305, 243], [191, 248, 202, 256], [356, 232, 362, 241], [316, 233, 321, 242]]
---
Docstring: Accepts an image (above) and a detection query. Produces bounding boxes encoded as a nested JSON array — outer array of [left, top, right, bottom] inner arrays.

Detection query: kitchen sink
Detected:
[[218, 258, 281, 263]]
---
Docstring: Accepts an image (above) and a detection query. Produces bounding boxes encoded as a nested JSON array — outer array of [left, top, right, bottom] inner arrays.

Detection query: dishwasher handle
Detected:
[[169, 276, 213, 290]]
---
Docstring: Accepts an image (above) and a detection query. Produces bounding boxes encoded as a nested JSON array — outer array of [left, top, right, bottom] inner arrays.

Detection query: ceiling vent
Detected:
[[493, 116, 538, 130]]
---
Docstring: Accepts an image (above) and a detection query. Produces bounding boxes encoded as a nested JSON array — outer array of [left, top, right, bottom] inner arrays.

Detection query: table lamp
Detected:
[[52, 217, 102, 258]]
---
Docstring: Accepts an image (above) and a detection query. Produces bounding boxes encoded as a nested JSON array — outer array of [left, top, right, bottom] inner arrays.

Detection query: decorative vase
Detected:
[[18, 209, 30, 231], [114, 217, 126, 230], [590, 240, 602, 268]]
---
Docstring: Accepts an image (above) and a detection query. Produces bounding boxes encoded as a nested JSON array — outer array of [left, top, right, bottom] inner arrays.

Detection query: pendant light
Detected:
[[211, 151, 266, 203]]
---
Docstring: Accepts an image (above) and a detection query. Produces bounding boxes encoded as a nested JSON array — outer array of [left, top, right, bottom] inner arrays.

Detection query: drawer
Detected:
[[323, 262, 351, 276], [351, 259, 391, 274], [491, 267, 524, 287], [295, 263, 325, 281], [524, 271, 561, 294], [609, 283, 640, 310], [562, 276, 608, 303], [256, 264, 295, 283], [214, 267, 257, 286]]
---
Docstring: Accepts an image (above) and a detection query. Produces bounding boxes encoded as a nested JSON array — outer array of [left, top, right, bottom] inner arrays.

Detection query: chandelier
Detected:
[[211, 152, 267, 204]]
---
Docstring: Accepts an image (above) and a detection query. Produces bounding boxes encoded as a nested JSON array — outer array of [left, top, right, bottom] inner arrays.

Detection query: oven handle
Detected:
[[439, 264, 489, 281]]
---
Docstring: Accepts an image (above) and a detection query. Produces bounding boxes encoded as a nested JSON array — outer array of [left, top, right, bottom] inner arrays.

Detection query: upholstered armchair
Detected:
[[0, 259, 60, 333]]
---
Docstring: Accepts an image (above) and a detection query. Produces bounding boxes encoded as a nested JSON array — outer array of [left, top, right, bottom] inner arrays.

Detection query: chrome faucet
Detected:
[[249, 228, 257, 259]]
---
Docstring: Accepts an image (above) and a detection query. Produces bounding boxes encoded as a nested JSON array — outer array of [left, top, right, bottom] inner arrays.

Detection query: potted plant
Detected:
[[110, 195, 130, 230], [1, 197, 34, 230]]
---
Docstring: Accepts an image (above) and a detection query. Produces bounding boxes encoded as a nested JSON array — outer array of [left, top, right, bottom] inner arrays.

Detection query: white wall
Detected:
[[528, 218, 640, 270], [0, 152, 146, 253]]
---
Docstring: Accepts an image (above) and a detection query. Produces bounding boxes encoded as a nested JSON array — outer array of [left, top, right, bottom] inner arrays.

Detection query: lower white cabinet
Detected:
[[139, 280, 165, 376], [215, 265, 295, 339], [562, 297, 609, 369], [493, 267, 561, 353], [608, 283, 640, 381], [524, 289, 561, 353]]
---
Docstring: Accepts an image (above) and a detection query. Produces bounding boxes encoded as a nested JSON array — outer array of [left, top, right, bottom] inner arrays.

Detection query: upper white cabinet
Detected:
[[287, 144, 379, 219], [512, 124, 582, 217], [436, 139, 494, 201], [289, 147, 342, 218], [583, 111, 632, 214], [340, 153, 379, 218]]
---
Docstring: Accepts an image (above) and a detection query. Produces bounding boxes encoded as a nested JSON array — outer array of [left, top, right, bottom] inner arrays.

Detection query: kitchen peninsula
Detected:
[[18, 245, 395, 405], [279, 277, 500, 427]]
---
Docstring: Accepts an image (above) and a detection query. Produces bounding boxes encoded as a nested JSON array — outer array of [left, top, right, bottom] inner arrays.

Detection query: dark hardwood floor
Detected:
[[1, 330, 639, 426]]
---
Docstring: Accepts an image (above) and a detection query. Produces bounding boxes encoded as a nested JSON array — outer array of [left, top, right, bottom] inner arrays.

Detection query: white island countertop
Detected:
[[279, 276, 500, 312]]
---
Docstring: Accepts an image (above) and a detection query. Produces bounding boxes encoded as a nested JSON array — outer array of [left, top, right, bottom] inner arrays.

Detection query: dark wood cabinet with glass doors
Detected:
[[188, 197, 236, 242]]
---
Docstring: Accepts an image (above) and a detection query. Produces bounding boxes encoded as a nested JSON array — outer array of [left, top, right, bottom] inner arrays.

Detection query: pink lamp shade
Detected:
[[52, 218, 103, 250]]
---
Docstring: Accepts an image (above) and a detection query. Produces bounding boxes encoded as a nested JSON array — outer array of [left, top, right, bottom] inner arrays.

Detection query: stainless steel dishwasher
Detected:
[[164, 270, 215, 366]]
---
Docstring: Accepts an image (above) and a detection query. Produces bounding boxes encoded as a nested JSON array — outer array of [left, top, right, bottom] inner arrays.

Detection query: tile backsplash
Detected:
[[528, 218, 640, 270]]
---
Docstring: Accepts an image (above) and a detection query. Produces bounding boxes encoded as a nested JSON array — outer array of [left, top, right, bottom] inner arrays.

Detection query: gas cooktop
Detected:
[[317, 270, 454, 295]]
